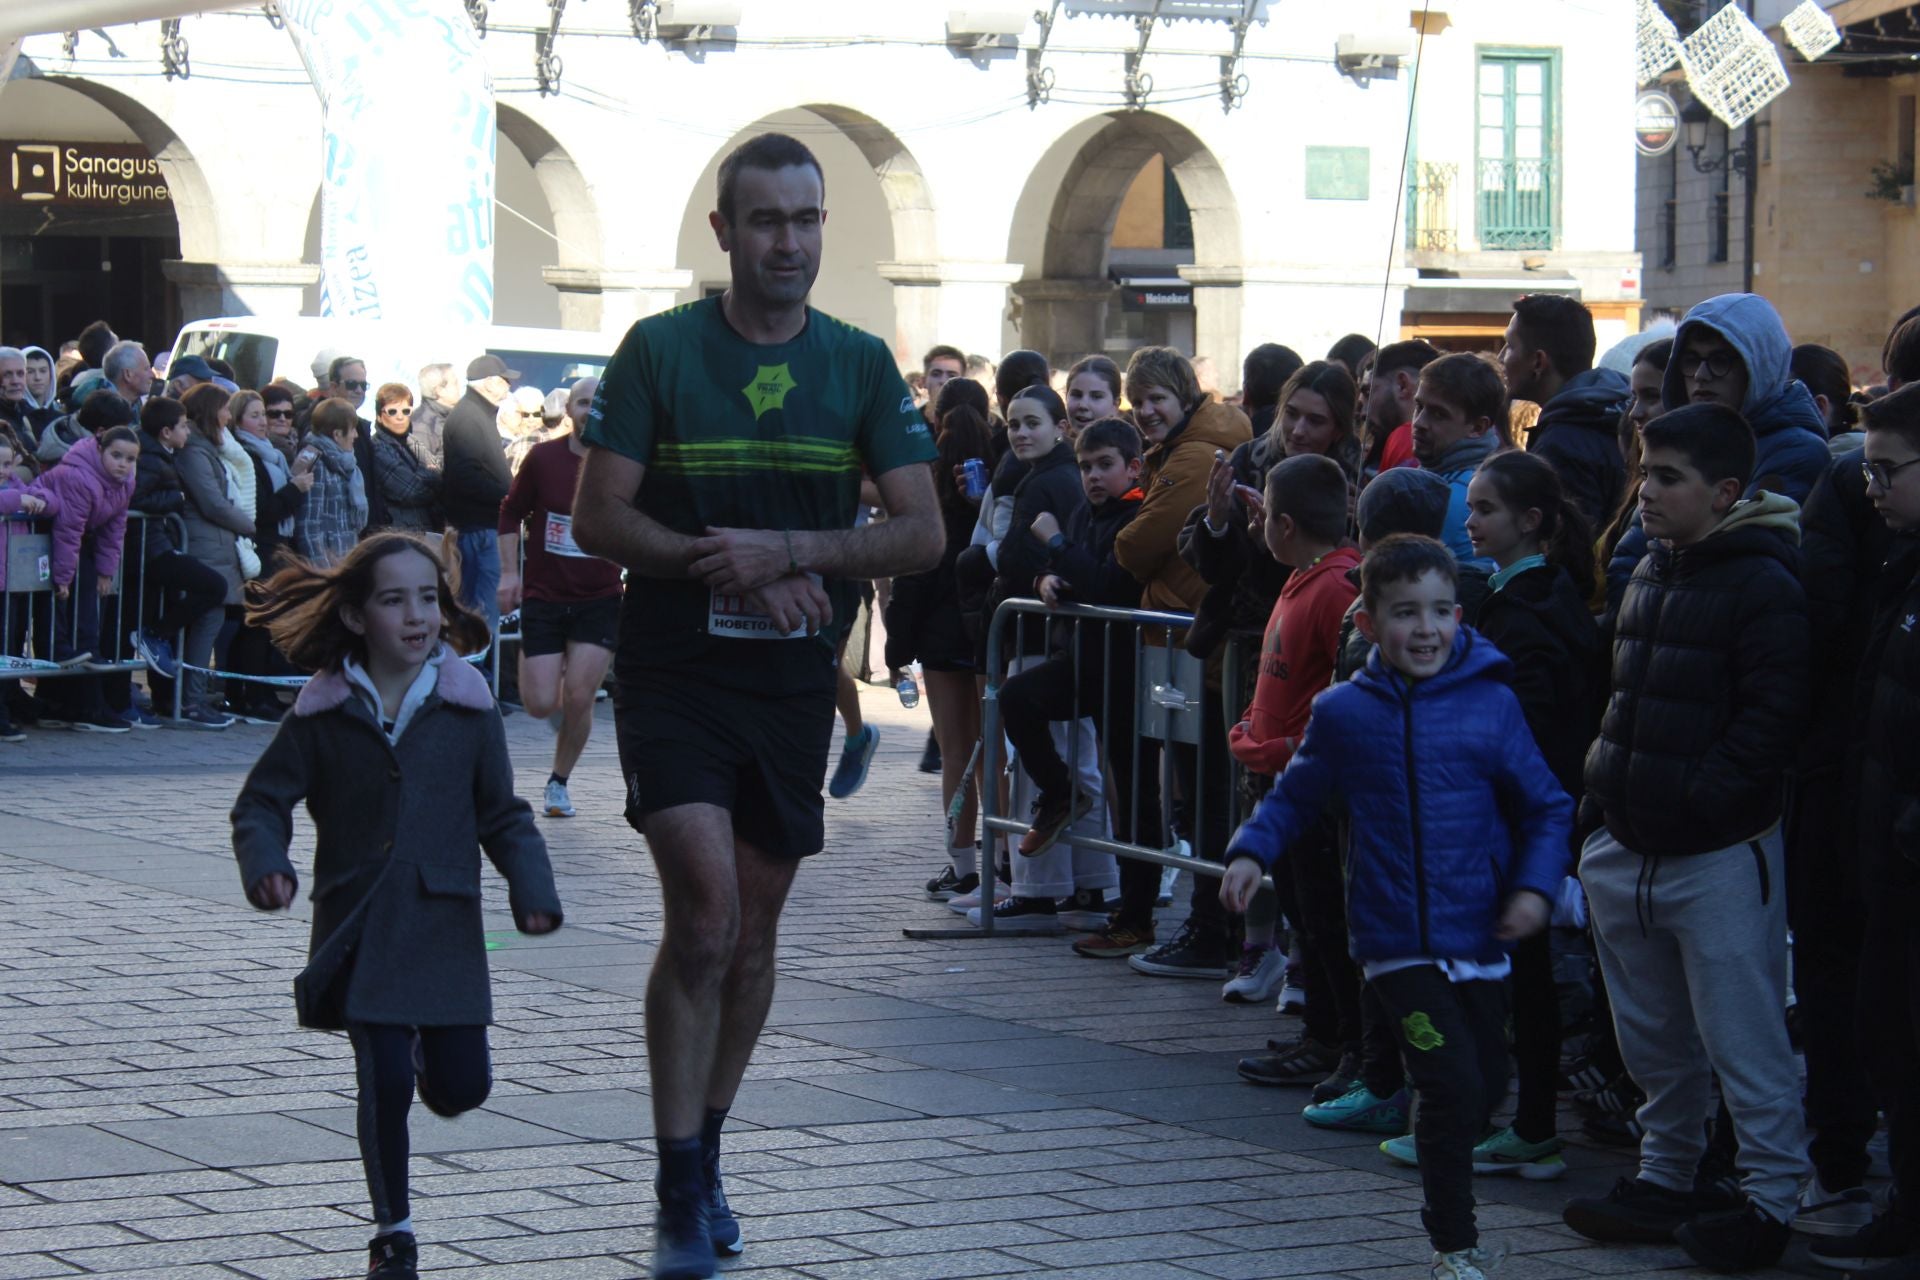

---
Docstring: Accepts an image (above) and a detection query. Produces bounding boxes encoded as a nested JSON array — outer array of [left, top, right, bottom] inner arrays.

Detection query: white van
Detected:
[[168, 316, 616, 399]]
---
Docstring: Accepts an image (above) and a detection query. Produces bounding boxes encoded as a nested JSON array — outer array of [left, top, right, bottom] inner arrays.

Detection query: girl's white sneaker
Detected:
[[1431, 1242, 1508, 1279]]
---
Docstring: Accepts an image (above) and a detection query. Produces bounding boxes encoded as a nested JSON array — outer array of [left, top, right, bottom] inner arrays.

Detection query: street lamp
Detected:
[[1682, 97, 1749, 176]]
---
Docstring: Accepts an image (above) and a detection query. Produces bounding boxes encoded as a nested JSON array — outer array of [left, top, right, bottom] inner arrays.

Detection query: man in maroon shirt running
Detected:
[[498, 375, 622, 817]]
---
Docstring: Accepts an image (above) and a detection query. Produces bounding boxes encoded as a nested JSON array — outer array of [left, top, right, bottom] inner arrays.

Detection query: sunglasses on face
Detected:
[[264, 408, 294, 419], [381, 406, 411, 417], [340, 380, 369, 393]]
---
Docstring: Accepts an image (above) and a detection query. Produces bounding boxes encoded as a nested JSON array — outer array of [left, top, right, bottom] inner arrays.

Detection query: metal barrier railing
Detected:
[[2, 511, 188, 690], [904, 596, 1271, 941]]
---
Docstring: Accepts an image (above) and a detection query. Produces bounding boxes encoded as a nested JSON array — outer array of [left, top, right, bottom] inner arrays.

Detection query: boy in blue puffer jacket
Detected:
[[1221, 534, 1572, 1280]]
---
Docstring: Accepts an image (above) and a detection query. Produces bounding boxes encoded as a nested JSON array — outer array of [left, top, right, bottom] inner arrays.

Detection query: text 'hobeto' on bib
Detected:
[[707, 573, 824, 640]]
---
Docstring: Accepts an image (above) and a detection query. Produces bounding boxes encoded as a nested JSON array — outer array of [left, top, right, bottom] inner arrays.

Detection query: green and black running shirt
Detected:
[[583, 296, 934, 686]]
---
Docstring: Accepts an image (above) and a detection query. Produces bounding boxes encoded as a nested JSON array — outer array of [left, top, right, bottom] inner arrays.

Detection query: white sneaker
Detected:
[[1275, 973, 1306, 1016], [946, 882, 1010, 915], [1793, 1175, 1874, 1236], [1430, 1241, 1507, 1279], [544, 779, 575, 817], [1222, 943, 1286, 1004], [1156, 837, 1192, 906]]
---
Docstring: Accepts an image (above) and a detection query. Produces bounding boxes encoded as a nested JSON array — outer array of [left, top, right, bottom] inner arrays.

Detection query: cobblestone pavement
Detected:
[[0, 679, 1830, 1278]]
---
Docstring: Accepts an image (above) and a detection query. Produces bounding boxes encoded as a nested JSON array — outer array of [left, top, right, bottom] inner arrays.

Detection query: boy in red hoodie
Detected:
[[1228, 454, 1380, 1111]]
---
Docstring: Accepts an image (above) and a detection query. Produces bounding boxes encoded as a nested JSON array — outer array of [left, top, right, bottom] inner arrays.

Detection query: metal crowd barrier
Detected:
[[903, 596, 1270, 941], [2, 511, 187, 690]]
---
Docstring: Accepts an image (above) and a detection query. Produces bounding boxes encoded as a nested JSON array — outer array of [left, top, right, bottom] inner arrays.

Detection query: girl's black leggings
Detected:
[[348, 1024, 492, 1227]]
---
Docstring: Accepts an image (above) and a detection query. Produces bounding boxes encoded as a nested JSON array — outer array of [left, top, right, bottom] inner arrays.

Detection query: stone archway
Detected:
[[496, 102, 607, 331], [1011, 111, 1242, 370]]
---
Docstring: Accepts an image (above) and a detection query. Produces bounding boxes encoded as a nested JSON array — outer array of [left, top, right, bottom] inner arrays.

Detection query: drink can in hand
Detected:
[[962, 458, 989, 500]]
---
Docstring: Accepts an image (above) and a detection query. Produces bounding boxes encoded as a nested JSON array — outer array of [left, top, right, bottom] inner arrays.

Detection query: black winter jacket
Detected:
[[994, 440, 1087, 608], [1044, 492, 1143, 609], [1583, 493, 1809, 857], [1526, 369, 1629, 536], [1477, 562, 1600, 800], [1175, 436, 1291, 662], [1799, 449, 1896, 773], [131, 429, 187, 561], [441, 388, 512, 532], [884, 487, 981, 674], [1860, 543, 1920, 886]]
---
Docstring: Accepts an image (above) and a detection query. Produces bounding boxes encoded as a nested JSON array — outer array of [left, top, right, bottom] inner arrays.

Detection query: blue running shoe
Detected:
[[827, 724, 879, 799], [1303, 1082, 1410, 1134], [135, 629, 179, 679], [708, 1155, 743, 1256], [651, 1189, 714, 1279]]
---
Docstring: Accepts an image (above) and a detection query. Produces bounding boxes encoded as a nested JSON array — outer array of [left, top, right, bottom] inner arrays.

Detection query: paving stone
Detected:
[[0, 1125, 198, 1183]]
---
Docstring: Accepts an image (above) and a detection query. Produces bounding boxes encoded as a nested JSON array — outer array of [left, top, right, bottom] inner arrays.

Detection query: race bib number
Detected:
[[707, 575, 821, 640], [543, 512, 589, 558]]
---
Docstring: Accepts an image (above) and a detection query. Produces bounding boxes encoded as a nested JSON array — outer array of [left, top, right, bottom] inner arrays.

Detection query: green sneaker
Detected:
[[1471, 1126, 1566, 1180], [1380, 1133, 1419, 1167], [1303, 1083, 1410, 1134]]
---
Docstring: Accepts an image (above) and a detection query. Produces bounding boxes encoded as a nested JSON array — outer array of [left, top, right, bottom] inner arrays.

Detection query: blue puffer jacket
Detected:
[[1606, 293, 1830, 605], [1226, 626, 1572, 964]]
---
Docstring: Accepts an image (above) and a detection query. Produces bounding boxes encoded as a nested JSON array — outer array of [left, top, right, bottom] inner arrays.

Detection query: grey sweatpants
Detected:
[[1582, 826, 1806, 1220]]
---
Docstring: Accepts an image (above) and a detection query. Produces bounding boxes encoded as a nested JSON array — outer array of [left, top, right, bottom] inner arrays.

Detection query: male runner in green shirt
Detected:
[[573, 132, 942, 1280]]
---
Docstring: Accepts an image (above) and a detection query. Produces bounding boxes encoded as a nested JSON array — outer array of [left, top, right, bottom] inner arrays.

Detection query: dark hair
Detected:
[[375, 382, 414, 413], [1641, 402, 1756, 491], [1861, 380, 1920, 453], [77, 321, 117, 368], [933, 377, 992, 512], [1265, 453, 1350, 545], [1884, 316, 1920, 386], [262, 380, 300, 408], [1241, 343, 1304, 410], [76, 389, 136, 433], [1510, 294, 1597, 379], [181, 383, 231, 442], [1361, 534, 1458, 611], [246, 532, 489, 673], [1276, 359, 1360, 475], [310, 397, 360, 441], [995, 349, 1051, 411], [1067, 354, 1123, 402], [1474, 451, 1596, 601], [205, 357, 237, 383], [97, 425, 140, 451], [1326, 333, 1377, 373], [1077, 417, 1142, 463], [1633, 337, 1674, 374], [1419, 352, 1508, 431], [1790, 344, 1855, 434], [326, 355, 364, 387], [923, 344, 965, 372], [716, 132, 824, 225], [1372, 339, 1442, 380], [1006, 383, 1067, 426], [140, 396, 186, 435]]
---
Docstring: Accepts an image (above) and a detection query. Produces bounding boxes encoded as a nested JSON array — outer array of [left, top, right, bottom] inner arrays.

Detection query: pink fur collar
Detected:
[[293, 648, 494, 717]]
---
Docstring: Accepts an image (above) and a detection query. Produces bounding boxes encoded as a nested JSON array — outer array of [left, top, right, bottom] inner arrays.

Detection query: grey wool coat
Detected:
[[231, 652, 563, 1029]]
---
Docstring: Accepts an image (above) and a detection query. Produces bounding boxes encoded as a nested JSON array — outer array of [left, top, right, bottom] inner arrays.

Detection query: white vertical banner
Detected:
[[279, 0, 495, 328]]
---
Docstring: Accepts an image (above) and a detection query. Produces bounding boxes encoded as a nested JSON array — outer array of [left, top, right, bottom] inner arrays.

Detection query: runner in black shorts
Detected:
[[571, 132, 942, 1280], [498, 375, 620, 820]]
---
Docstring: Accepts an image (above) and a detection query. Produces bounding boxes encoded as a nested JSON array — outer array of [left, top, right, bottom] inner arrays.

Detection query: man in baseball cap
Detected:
[[467, 354, 522, 382], [442, 354, 523, 643]]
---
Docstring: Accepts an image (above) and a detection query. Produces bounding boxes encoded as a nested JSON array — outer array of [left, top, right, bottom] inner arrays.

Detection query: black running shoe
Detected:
[[367, 1231, 419, 1279]]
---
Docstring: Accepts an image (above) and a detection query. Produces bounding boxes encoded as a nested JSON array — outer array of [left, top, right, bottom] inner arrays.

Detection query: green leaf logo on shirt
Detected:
[[1402, 1011, 1446, 1052], [744, 363, 797, 420]]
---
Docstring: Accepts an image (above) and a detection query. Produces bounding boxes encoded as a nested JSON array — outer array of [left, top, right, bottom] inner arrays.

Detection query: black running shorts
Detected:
[[519, 596, 621, 659], [614, 672, 836, 859]]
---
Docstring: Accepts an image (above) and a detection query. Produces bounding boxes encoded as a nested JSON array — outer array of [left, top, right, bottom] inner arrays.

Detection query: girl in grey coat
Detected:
[[232, 532, 562, 1279]]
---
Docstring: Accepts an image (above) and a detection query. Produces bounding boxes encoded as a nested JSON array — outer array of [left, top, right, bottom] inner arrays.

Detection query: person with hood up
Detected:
[[1605, 293, 1831, 602], [1499, 294, 1628, 533], [23, 426, 139, 732], [1563, 403, 1810, 1275]]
